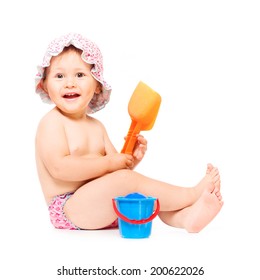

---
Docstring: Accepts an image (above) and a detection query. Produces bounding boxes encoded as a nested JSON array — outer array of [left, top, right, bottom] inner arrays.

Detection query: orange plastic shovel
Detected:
[[121, 81, 161, 155]]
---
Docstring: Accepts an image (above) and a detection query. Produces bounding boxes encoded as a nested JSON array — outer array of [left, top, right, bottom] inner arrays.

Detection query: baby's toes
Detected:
[[206, 163, 214, 174], [215, 190, 222, 200]]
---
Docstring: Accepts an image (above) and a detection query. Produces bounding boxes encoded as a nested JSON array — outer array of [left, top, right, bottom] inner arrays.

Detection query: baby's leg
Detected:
[[64, 169, 196, 229], [64, 165, 218, 229], [159, 182, 223, 233]]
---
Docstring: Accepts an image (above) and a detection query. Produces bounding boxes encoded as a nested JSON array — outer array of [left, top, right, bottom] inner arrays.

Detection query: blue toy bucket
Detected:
[[112, 193, 160, 238]]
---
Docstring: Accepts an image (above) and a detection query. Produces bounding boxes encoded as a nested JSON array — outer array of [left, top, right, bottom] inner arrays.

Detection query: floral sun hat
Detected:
[[35, 33, 112, 114]]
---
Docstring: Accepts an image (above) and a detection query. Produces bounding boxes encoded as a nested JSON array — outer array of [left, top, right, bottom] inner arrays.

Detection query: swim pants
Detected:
[[48, 192, 118, 230]]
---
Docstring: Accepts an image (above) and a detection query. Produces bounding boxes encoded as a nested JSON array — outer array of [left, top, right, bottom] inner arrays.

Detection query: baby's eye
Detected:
[[56, 73, 64, 79], [76, 72, 85, 78]]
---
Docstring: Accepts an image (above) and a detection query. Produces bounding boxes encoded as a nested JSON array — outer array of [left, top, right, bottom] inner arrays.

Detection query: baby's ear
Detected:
[[40, 80, 49, 94], [95, 83, 102, 94], [36, 80, 46, 93]]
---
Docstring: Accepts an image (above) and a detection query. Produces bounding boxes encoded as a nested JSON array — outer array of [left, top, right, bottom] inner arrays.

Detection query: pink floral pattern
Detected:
[[35, 33, 112, 113], [48, 192, 79, 230], [48, 192, 118, 230]]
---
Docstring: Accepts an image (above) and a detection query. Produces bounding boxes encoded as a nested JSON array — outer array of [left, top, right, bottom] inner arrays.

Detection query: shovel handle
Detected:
[[112, 199, 160, 224], [121, 121, 141, 155]]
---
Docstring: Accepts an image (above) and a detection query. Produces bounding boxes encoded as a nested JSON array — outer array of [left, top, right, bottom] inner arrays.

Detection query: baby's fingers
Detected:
[[136, 135, 147, 147], [125, 154, 134, 168]]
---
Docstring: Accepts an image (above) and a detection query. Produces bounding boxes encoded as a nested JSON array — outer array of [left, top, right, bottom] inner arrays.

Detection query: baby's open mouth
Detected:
[[63, 93, 80, 99]]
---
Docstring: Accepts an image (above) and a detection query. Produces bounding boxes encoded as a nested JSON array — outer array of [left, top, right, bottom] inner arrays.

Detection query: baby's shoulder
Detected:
[[37, 108, 63, 134], [87, 115, 106, 130]]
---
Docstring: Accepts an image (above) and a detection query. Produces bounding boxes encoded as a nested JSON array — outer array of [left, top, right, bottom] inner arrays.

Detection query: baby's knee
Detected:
[[112, 169, 133, 180], [110, 169, 139, 192]]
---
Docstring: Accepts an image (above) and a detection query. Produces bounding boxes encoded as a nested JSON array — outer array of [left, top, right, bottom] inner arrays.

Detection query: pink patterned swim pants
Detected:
[[48, 192, 118, 230]]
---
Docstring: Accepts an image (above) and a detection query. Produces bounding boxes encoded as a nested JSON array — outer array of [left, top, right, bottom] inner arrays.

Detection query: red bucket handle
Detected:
[[112, 199, 160, 224]]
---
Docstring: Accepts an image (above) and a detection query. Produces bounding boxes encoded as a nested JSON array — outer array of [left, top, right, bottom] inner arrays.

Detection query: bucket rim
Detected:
[[114, 196, 156, 201], [114, 192, 156, 201]]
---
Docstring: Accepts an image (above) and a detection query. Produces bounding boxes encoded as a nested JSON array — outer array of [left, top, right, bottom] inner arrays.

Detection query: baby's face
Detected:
[[43, 50, 101, 116]]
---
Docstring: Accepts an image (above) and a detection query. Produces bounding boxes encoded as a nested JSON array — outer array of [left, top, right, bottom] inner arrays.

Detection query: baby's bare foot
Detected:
[[195, 163, 220, 197], [184, 186, 223, 233]]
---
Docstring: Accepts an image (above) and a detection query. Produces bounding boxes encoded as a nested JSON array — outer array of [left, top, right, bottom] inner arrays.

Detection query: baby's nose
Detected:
[[65, 77, 76, 88]]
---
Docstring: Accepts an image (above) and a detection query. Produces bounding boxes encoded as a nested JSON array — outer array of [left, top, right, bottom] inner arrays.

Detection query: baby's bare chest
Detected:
[[64, 121, 105, 156]]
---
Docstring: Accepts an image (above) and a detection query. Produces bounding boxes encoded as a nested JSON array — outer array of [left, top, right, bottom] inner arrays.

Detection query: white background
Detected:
[[1, 0, 259, 279]]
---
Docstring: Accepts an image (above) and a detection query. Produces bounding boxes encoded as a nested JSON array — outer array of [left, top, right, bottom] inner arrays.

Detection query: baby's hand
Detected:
[[133, 134, 147, 161], [107, 153, 134, 171]]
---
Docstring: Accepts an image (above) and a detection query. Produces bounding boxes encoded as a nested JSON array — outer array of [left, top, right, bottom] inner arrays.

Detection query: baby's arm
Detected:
[[102, 125, 147, 169], [36, 116, 134, 182]]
